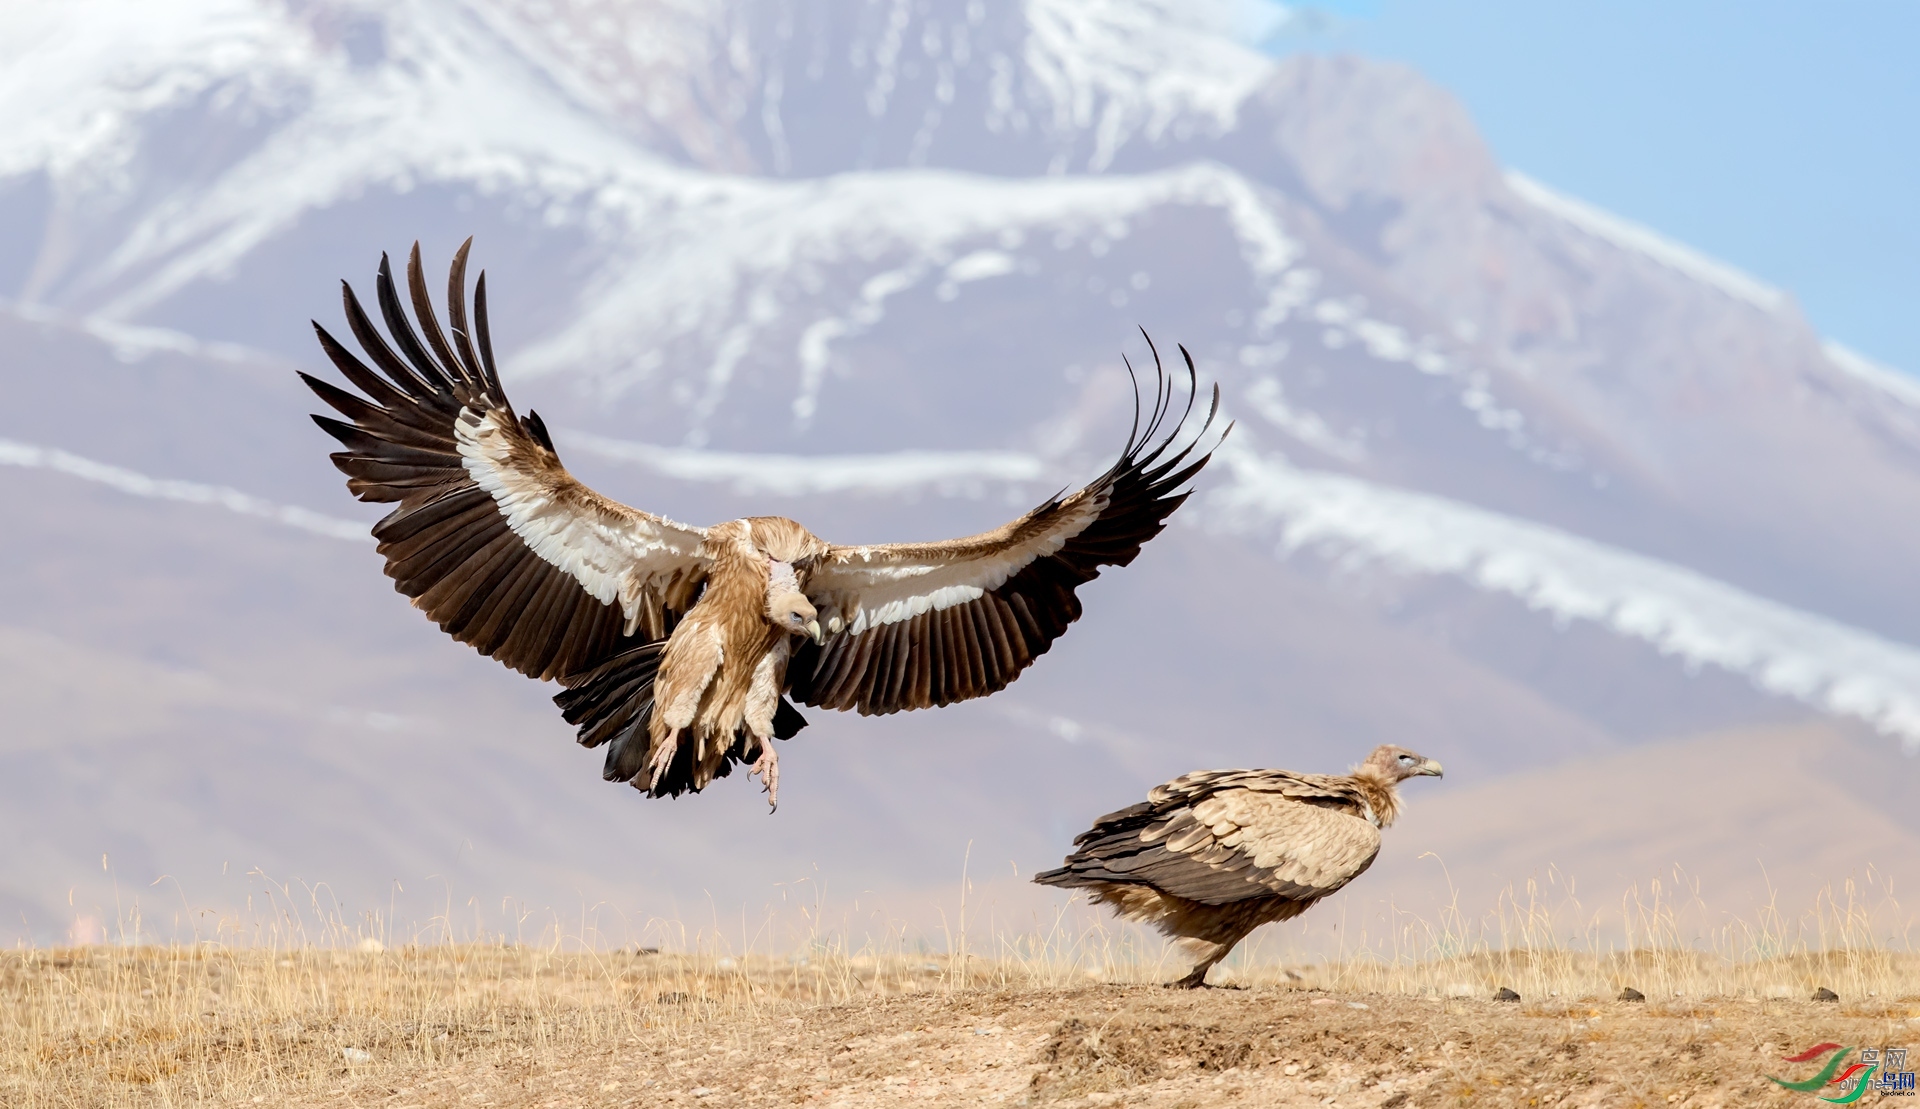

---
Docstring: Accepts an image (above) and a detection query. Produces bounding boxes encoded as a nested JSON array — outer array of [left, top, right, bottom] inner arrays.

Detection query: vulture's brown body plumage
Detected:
[[1035, 745, 1444, 987], [303, 240, 1226, 808]]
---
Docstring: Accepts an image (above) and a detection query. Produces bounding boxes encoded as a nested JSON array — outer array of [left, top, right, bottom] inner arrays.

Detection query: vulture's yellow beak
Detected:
[[806, 618, 824, 645], [1419, 758, 1444, 778]]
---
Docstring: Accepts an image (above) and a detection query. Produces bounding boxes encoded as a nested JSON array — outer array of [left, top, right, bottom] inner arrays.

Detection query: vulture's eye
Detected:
[[1398, 754, 1415, 765]]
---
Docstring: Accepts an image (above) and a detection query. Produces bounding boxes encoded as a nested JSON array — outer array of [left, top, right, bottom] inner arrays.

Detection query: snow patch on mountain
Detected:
[[1823, 341, 1920, 410], [1022, 0, 1276, 169], [0, 0, 298, 188], [1, 0, 684, 315], [2, 300, 280, 366], [0, 0, 1292, 320], [0, 438, 368, 541], [1207, 444, 1920, 750], [1504, 170, 1786, 313], [511, 161, 1304, 417], [1241, 375, 1365, 462], [559, 428, 1043, 497]]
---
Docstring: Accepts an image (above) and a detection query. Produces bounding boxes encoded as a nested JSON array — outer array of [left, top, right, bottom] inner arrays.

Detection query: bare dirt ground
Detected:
[[340, 988, 1920, 1109], [7, 947, 1918, 1108]]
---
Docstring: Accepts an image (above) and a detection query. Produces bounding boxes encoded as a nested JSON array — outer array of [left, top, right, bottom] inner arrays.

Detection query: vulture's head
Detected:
[[768, 590, 824, 644], [1360, 744, 1444, 784], [764, 557, 825, 643]]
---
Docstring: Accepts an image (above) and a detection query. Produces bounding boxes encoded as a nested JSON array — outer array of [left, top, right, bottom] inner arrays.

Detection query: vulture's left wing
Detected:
[[788, 343, 1226, 716]]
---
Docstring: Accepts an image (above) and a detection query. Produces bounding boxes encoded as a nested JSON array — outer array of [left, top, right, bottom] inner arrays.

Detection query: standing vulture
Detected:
[[302, 241, 1225, 809], [1034, 745, 1444, 987]]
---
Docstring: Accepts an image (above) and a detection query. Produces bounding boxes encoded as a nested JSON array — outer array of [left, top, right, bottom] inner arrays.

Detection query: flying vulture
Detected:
[[1034, 745, 1444, 987], [302, 241, 1225, 809]]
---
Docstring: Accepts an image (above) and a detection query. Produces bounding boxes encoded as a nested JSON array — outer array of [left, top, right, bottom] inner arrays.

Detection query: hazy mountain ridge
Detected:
[[1, 0, 1915, 944]]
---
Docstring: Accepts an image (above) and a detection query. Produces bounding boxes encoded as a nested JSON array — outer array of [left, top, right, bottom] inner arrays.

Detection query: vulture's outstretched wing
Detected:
[[1035, 770, 1383, 907], [788, 342, 1226, 716], [302, 240, 710, 683]]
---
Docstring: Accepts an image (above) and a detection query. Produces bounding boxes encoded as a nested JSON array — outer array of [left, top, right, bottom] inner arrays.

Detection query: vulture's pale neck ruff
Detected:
[[650, 517, 827, 806], [1347, 766, 1404, 830], [1347, 745, 1445, 829]]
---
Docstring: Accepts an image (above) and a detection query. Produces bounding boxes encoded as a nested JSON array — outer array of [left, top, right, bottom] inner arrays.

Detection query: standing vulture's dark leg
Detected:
[[1167, 934, 1244, 989]]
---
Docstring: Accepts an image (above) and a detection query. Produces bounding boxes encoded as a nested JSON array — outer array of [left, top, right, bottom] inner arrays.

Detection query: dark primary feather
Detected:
[[785, 340, 1228, 716]]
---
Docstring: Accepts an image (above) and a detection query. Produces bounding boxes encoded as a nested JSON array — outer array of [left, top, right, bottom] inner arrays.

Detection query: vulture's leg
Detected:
[[652, 625, 722, 793], [741, 644, 786, 811], [1167, 936, 1237, 989], [747, 734, 780, 812]]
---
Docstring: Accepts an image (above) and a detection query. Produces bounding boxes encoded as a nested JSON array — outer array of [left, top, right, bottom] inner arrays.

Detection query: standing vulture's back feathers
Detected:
[[1035, 768, 1389, 907]]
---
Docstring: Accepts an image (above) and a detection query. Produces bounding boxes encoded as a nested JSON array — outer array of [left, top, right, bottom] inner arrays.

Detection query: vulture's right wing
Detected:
[[789, 341, 1226, 715], [303, 241, 711, 682]]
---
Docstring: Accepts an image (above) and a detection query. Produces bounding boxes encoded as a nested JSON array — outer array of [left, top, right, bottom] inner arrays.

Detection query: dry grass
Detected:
[[1235, 870, 1919, 1003], [5, 877, 1917, 1107], [1, 944, 1007, 1105]]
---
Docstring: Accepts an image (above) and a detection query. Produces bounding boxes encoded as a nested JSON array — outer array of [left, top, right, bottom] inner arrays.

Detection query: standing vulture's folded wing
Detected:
[[787, 343, 1226, 716], [301, 240, 711, 683], [1038, 770, 1384, 906]]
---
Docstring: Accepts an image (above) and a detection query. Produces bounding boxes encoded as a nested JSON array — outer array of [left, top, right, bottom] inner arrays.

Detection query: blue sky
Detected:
[[1262, 1, 1919, 373]]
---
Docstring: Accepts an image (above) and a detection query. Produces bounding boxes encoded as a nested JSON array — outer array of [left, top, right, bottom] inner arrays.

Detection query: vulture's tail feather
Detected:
[[1032, 801, 1160, 889], [1030, 865, 1082, 888], [601, 721, 652, 784], [556, 642, 665, 766]]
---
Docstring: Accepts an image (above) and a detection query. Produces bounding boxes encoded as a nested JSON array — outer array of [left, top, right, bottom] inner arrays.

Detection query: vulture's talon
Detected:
[[646, 735, 680, 791], [750, 742, 780, 811]]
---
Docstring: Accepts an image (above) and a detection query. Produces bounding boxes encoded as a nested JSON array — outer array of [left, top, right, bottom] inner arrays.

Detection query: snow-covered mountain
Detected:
[[3, 0, 1917, 947]]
